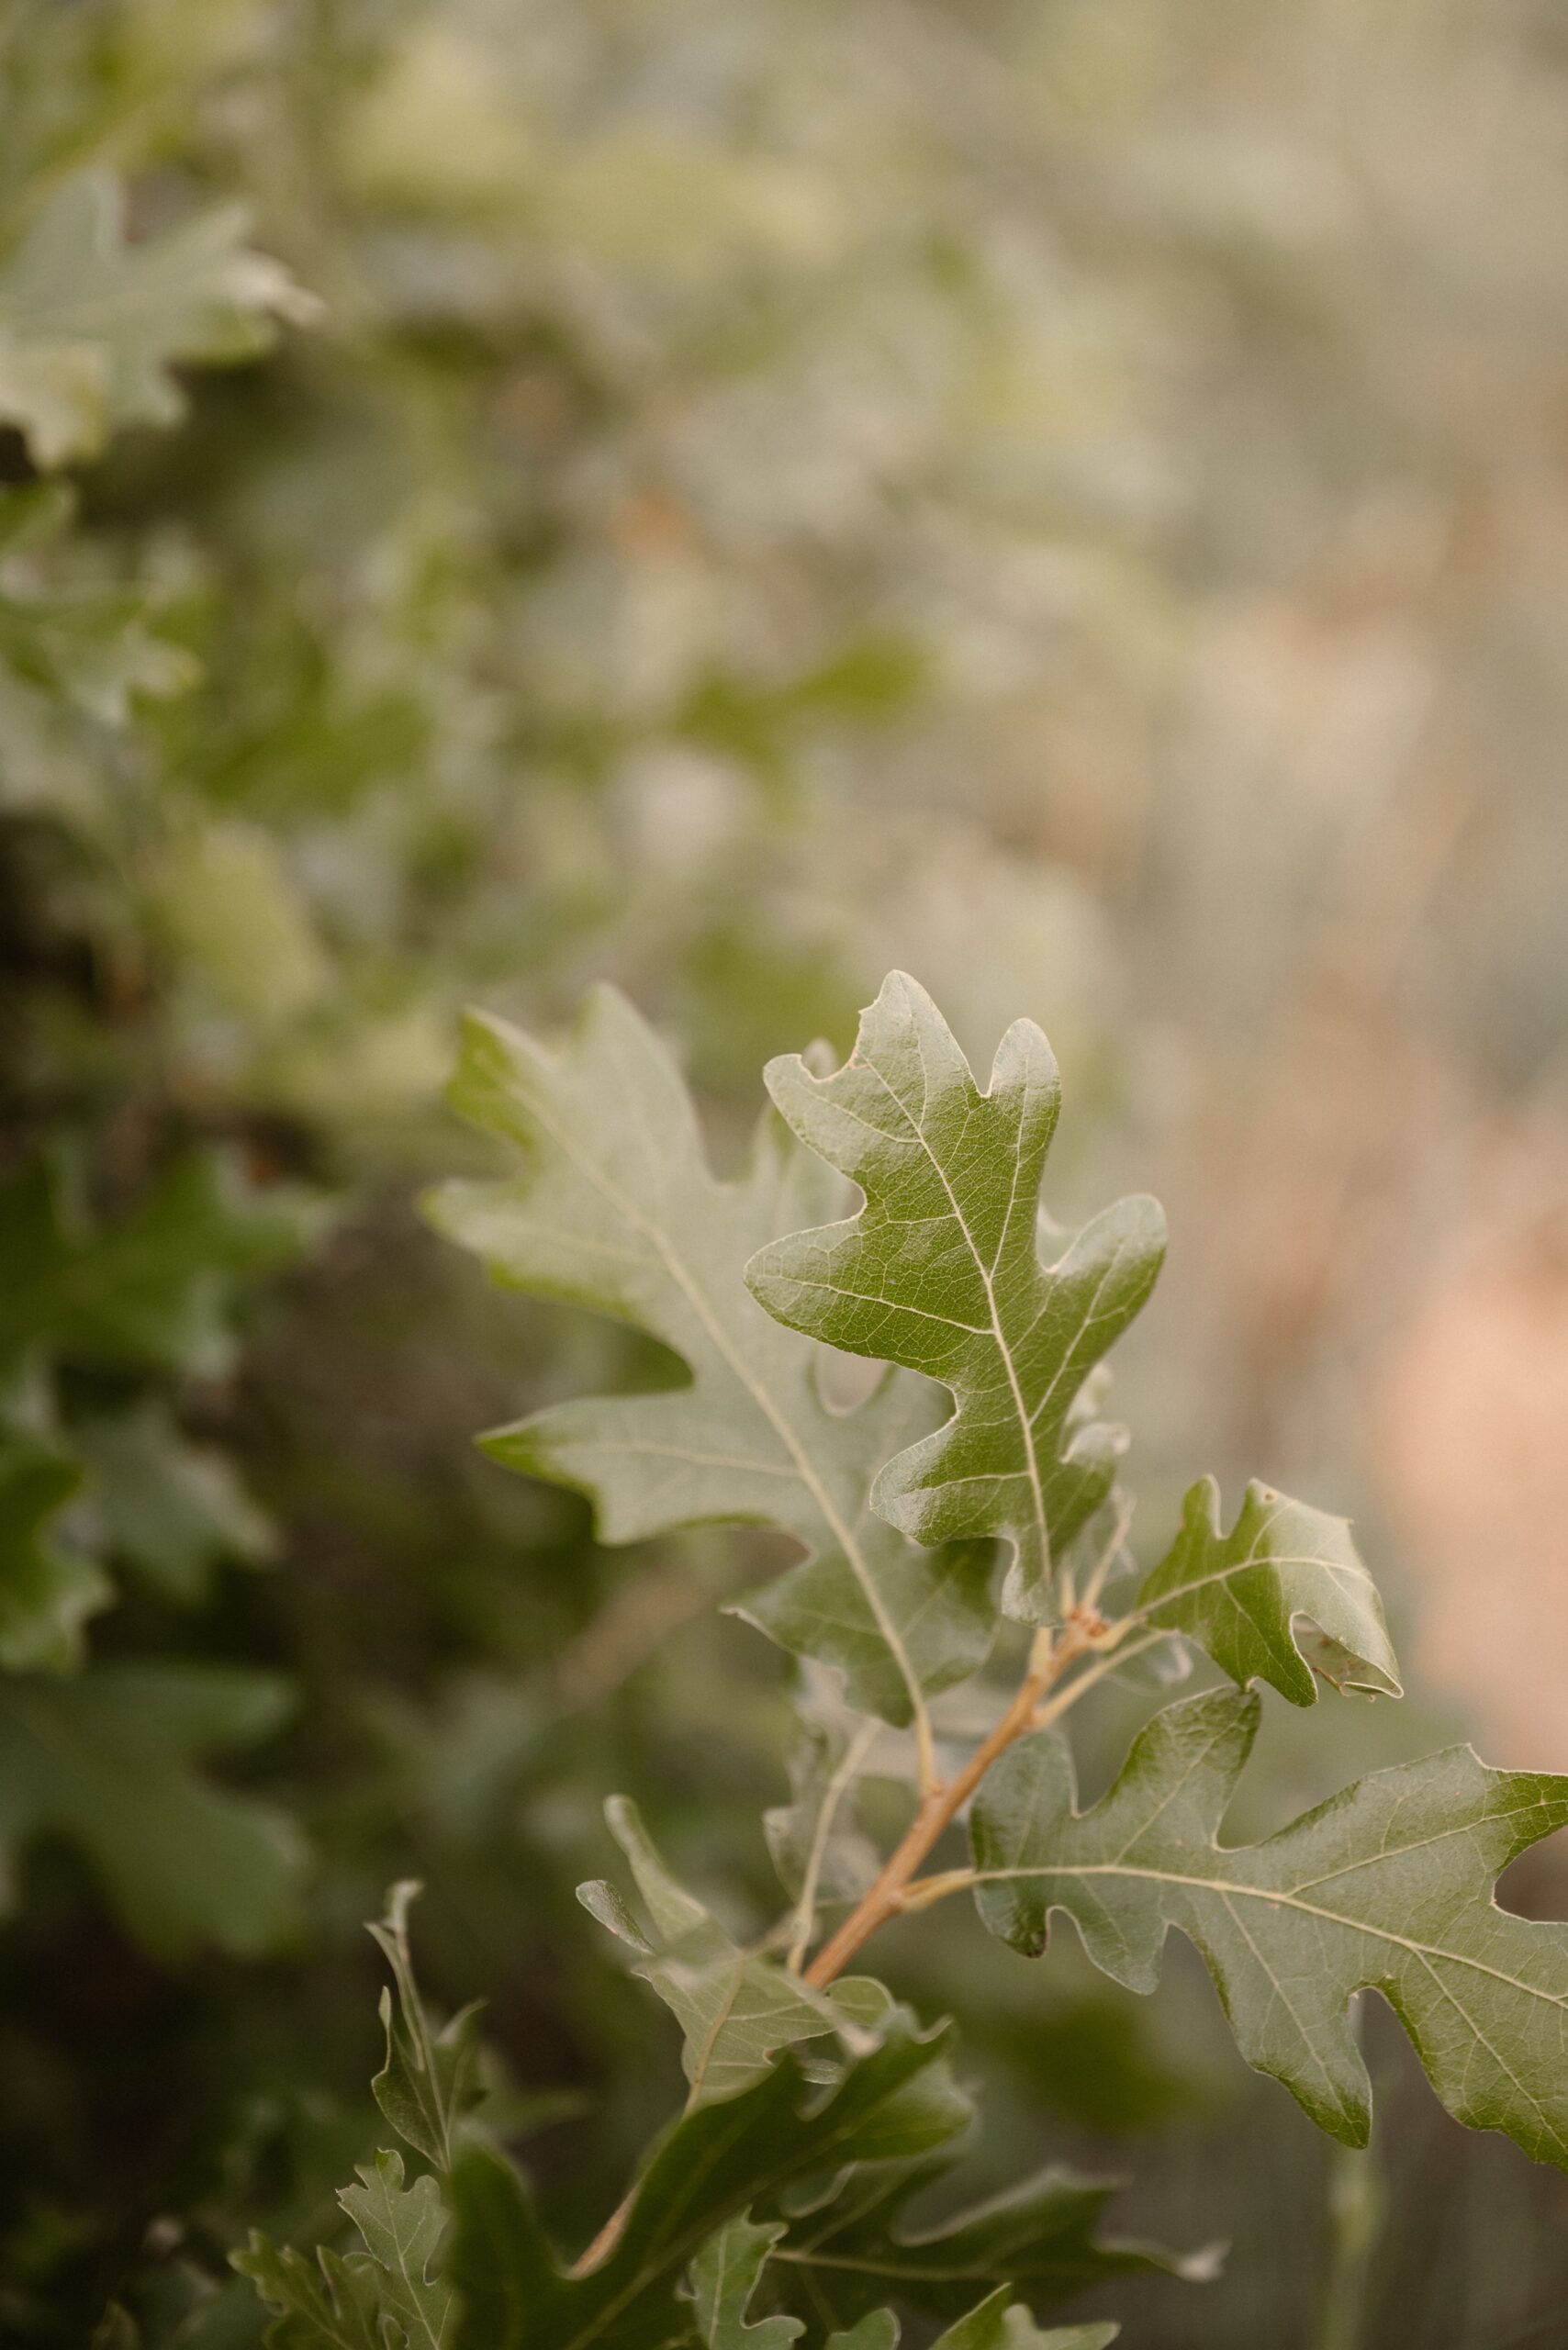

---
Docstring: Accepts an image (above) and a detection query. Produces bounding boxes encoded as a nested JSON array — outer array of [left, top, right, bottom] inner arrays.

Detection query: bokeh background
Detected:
[[4, 1, 1568, 2343]]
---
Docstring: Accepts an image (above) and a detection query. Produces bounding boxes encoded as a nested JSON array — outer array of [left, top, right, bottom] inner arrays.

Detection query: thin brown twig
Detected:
[[801, 1611, 1112, 1986], [574, 1607, 1149, 2274]]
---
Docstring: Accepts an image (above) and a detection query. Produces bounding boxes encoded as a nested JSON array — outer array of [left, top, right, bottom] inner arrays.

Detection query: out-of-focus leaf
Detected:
[[970, 1687, 1568, 2164], [426, 990, 998, 1726], [772, 2143, 1211, 2333], [0, 173, 314, 467], [77, 1398, 274, 1605], [0, 1662, 306, 1957], [446, 2016, 970, 2350], [0, 1155, 311, 1379], [0, 1436, 109, 1670], [578, 1794, 879, 2102], [1135, 1476, 1399, 1706], [747, 972, 1165, 1623], [0, 486, 197, 721], [150, 822, 332, 1025], [929, 2295, 1118, 2350], [687, 2215, 801, 2350]]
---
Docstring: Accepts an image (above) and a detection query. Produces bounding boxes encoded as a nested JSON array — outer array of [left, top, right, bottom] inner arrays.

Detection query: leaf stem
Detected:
[[803, 1617, 1105, 1986], [1077, 1496, 1134, 1616], [786, 1718, 881, 1973]]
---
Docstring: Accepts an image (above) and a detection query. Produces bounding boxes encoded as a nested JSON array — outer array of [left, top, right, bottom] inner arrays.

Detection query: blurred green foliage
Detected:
[[6, 1, 1568, 2344]]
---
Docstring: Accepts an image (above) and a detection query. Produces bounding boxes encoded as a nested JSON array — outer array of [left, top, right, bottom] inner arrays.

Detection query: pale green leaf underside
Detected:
[[970, 1687, 1568, 2165], [338, 2153, 454, 2350], [746, 971, 1165, 1622], [237, 2152, 453, 2350], [233, 2232, 386, 2350], [764, 1686, 882, 1912], [426, 990, 998, 1726], [0, 173, 311, 467], [689, 2216, 801, 2350], [367, 1880, 482, 2171], [1137, 1475, 1399, 1707], [582, 1795, 879, 2102]]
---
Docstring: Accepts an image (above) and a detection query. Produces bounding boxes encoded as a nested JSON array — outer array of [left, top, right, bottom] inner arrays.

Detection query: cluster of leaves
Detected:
[[0, 96, 322, 1964], [11, 2, 1568, 2343], [230, 969, 1568, 2349], [428, 973, 1568, 2177], [237, 1881, 1148, 2350], [7, 3, 1138, 2315]]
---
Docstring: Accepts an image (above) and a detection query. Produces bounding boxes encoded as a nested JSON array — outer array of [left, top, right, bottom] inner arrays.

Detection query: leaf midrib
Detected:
[[513, 1069, 928, 1727], [972, 1861, 1568, 2009], [560, 2052, 947, 2350], [856, 1046, 1049, 1577]]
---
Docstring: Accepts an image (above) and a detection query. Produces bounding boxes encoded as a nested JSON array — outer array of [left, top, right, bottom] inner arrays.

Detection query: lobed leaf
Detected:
[[237, 2151, 454, 2350], [426, 990, 999, 1726], [0, 1662, 306, 1958], [368, 1881, 484, 2171], [928, 2295, 1118, 2350], [580, 1795, 881, 2102], [772, 2144, 1212, 2333], [232, 2234, 387, 2350], [970, 1687, 1568, 2164], [76, 1398, 275, 1606], [0, 173, 315, 468], [446, 2017, 971, 2350], [688, 2215, 802, 2349], [0, 1153, 312, 1382], [0, 1436, 109, 1671], [695, 2229, 1119, 2350], [337, 2153, 454, 2350], [1136, 1476, 1399, 1707], [747, 972, 1165, 1622]]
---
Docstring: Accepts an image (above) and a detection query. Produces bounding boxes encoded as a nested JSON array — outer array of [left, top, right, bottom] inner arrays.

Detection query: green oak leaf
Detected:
[[746, 971, 1165, 1622], [764, 1679, 882, 1919], [367, 1881, 483, 2172], [827, 2322, 901, 2350], [0, 1435, 109, 1671], [426, 990, 999, 1726], [237, 2152, 453, 2350], [688, 2216, 802, 2349], [772, 2145, 1210, 2332], [337, 2153, 454, 2350], [970, 1686, 1568, 2164], [1136, 1476, 1399, 1707], [745, 2248, 1118, 2350], [230, 2234, 386, 2350], [0, 482, 197, 722], [0, 173, 314, 468], [0, 1662, 306, 1957], [578, 1794, 881, 2102], [0, 1153, 312, 1380], [930, 2295, 1117, 2350], [77, 1398, 275, 1606], [446, 2017, 971, 2350]]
